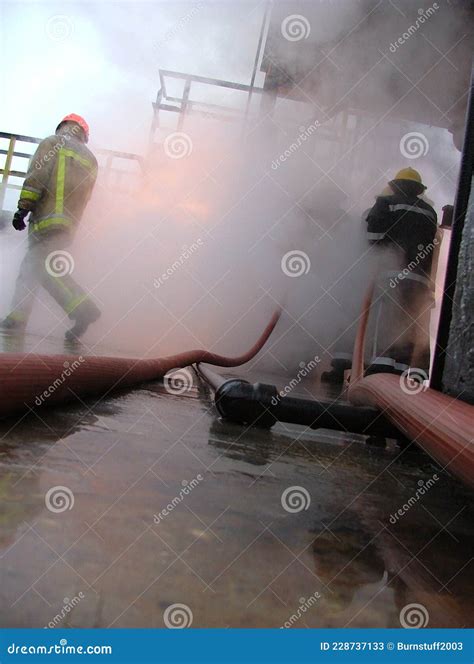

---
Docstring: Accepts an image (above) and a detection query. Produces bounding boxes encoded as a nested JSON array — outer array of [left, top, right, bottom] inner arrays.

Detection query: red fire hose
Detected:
[[348, 285, 474, 489], [0, 310, 281, 418]]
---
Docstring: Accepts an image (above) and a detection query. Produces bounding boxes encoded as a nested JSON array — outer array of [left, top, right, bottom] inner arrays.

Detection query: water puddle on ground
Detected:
[[0, 334, 473, 627]]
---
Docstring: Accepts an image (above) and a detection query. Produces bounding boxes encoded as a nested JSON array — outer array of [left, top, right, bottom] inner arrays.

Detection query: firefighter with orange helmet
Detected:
[[1, 114, 101, 341]]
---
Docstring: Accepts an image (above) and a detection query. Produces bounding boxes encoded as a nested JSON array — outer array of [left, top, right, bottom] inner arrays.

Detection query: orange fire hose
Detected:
[[348, 284, 474, 489], [0, 310, 281, 418]]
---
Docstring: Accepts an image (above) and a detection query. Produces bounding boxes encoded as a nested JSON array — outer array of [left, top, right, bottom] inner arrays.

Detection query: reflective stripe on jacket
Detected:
[[365, 193, 438, 278], [19, 127, 98, 238]]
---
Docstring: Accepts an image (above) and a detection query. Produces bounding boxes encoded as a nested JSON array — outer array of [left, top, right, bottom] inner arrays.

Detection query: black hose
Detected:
[[195, 364, 401, 438]]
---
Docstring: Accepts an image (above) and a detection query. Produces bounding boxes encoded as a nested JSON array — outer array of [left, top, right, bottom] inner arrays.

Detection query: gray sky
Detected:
[[0, 0, 266, 152]]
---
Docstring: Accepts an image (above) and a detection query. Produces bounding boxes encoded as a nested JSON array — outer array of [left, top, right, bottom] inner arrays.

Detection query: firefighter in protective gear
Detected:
[[365, 167, 438, 374], [1, 115, 100, 341]]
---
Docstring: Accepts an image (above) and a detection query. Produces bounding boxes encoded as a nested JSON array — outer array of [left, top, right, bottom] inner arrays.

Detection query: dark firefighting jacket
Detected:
[[18, 126, 98, 239], [366, 193, 438, 280]]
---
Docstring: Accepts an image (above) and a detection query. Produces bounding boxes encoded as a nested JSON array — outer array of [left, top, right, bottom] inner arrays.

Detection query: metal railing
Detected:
[[0, 132, 145, 211], [0, 132, 40, 210], [150, 68, 267, 142], [149, 68, 362, 170]]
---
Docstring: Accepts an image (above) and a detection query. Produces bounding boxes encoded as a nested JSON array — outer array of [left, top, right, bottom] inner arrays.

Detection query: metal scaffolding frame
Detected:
[[0, 131, 145, 213], [148, 69, 367, 171], [149, 69, 267, 143]]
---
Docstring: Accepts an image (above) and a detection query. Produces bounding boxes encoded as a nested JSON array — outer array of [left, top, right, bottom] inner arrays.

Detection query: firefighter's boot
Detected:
[[65, 301, 101, 341], [0, 315, 27, 333]]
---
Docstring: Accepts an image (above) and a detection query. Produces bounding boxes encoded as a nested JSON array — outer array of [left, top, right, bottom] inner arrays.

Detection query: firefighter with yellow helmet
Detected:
[[1, 114, 101, 341], [365, 167, 438, 374]]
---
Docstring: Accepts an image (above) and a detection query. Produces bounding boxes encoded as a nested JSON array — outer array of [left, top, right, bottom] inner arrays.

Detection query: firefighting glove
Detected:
[[12, 209, 29, 231]]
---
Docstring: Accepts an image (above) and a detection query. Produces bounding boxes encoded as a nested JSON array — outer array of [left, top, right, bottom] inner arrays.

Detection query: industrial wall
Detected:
[[443, 177, 474, 403]]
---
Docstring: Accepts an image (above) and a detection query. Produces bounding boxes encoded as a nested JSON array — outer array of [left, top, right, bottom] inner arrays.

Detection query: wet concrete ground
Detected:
[[0, 332, 473, 628]]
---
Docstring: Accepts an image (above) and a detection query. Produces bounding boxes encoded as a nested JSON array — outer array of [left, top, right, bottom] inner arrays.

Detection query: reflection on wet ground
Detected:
[[0, 331, 473, 628]]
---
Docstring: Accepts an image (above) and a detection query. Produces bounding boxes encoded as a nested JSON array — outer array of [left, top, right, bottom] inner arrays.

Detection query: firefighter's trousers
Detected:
[[8, 234, 92, 324], [372, 275, 433, 371]]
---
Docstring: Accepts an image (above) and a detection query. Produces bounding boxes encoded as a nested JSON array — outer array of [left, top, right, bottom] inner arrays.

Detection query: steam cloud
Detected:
[[0, 0, 467, 379]]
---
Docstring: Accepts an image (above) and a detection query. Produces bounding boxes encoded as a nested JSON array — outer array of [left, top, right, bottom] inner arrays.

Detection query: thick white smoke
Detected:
[[0, 0, 467, 377]]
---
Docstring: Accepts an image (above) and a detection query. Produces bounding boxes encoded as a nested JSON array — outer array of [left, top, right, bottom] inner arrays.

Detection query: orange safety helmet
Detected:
[[56, 113, 89, 142]]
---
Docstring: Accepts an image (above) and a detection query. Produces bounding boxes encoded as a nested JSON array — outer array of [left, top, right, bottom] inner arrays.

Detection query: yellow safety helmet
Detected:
[[391, 167, 426, 187]]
